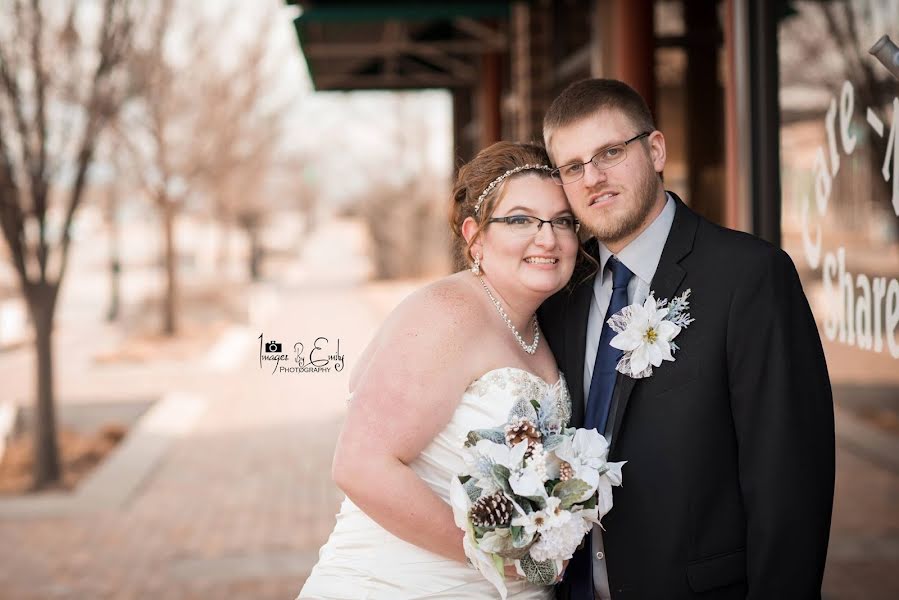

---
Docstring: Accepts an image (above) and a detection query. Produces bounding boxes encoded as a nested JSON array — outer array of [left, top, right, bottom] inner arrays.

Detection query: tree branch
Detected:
[[56, 0, 133, 287], [0, 29, 36, 202], [28, 0, 51, 283], [0, 121, 32, 292]]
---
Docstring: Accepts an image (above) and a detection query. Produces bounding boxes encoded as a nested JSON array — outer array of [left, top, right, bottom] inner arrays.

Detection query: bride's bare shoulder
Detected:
[[387, 272, 486, 330], [349, 273, 486, 389]]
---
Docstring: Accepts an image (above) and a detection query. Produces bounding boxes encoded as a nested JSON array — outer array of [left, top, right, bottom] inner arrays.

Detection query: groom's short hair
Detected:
[[543, 78, 656, 157]]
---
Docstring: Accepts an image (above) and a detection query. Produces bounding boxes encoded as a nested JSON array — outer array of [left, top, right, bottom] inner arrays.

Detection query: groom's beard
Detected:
[[582, 164, 661, 246]]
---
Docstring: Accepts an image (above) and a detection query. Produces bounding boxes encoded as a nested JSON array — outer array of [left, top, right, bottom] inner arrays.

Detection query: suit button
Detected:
[[596, 551, 605, 560]]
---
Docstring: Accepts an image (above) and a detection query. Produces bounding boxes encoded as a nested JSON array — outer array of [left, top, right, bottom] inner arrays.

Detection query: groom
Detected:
[[538, 79, 834, 599]]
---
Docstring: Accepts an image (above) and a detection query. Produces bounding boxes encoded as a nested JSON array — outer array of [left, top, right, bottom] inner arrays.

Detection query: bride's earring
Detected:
[[470, 253, 481, 275]]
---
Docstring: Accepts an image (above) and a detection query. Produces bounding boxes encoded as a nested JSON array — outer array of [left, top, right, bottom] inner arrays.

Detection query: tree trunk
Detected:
[[107, 258, 121, 322], [106, 195, 121, 322], [248, 228, 261, 281], [161, 197, 178, 336], [29, 285, 60, 488]]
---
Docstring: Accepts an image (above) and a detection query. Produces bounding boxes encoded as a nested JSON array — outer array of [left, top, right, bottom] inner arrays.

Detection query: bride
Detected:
[[298, 141, 581, 599]]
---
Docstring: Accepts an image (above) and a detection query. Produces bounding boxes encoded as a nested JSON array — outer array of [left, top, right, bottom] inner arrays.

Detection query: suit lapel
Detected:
[[564, 238, 600, 429], [565, 276, 593, 428], [608, 193, 699, 454]]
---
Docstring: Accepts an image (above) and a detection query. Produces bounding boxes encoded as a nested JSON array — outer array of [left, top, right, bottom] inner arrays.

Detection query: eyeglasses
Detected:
[[487, 214, 580, 236], [550, 132, 651, 185]]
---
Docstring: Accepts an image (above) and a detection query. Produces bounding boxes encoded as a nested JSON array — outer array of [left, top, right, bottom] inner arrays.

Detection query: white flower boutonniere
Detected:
[[607, 289, 695, 379]]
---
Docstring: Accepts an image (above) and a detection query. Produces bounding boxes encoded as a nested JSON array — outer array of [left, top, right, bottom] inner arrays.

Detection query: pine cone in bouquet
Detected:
[[559, 460, 574, 481], [504, 417, 541, 458], [469, 492, 515, 528]]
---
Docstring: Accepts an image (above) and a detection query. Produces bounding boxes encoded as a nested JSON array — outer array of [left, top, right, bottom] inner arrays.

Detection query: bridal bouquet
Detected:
[[450, 388, 625, 599]]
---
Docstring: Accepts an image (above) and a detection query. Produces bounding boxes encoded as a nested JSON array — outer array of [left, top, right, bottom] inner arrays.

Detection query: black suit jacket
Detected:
[[540, 194, 834, 600]]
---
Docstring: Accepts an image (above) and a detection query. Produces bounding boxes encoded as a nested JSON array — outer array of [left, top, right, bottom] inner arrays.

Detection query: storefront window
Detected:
[[780, 8, 898, 591], [780, 1, 899, 437]]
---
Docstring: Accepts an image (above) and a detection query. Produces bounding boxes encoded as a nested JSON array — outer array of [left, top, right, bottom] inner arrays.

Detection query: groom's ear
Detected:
[[647, 130, 667, 174]]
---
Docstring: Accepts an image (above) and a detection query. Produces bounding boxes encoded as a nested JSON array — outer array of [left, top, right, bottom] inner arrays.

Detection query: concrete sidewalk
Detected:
[[0, 219, 896, 599]]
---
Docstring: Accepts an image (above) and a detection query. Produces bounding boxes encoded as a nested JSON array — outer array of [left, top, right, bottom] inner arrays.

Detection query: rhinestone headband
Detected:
[[473, 164, 553, 214]]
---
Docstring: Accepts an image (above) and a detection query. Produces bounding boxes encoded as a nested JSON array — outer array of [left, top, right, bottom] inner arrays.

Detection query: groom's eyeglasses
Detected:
[[550, 132, 651, 185], [487, 214, 580, 237]]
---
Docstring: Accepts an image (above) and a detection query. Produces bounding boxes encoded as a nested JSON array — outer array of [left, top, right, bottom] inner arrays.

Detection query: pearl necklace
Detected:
[[478, 275, 540, 355]]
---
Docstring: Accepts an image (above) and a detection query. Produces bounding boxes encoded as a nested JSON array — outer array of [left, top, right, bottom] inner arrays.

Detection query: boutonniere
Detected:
[[607, 289, 695, 379]]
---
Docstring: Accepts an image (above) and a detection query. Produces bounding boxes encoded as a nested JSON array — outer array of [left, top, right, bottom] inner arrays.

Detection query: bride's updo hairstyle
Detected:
[[450, 141, 553, 268]]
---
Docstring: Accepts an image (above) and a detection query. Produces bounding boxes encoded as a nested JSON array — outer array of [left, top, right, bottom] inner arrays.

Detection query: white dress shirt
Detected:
[[582, 193, 676, 599]]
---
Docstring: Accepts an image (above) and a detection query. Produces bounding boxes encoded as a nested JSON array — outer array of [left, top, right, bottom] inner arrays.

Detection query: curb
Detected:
[[0, 392, 207, 518]]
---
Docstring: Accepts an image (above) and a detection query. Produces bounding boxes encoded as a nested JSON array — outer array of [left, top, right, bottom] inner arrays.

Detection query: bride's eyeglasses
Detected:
[[486, 214, 580, 237]]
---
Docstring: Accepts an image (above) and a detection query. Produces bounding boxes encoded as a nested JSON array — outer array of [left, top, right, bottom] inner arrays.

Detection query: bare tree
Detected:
[[117, 1, 295, 325], [111, 0, 220, 335], [121, 0, 191, 336], [187, 11, 296, 281], [360, 93, 451, 279], [0, 0, 136, 488]]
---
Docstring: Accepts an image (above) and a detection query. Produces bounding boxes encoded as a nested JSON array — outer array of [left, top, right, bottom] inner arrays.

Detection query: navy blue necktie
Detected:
[[586, 257, 634, 436], [564, 257, 633, 600]]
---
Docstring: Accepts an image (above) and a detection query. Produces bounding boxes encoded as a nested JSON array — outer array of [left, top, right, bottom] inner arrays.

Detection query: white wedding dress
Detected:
[[297, 367, 570, 600]]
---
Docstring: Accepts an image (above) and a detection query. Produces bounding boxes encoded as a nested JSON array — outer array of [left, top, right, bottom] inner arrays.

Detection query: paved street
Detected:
[[0, 219, 896, 599]]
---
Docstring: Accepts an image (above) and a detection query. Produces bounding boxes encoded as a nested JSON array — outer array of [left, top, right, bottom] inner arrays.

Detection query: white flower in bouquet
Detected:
[[462, 438, 529, 494], [509, 496, 596, 562], [515, 497, 594, 562], [512, 496, 565, 538], [509, 444, 550, 500], [554, 429, 625, 516]]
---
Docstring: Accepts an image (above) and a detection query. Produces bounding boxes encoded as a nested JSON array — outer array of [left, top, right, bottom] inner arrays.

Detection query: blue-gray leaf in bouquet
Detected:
[[491, 464, 513, 494], [463, 478, 482, 503], [465, 428, 506, 447], [535, 389, 570, 435], [552, 478, 592, 509], [518, 554, 558, 586], [508, 397, 539, 423], [541, 433, 566, 452]]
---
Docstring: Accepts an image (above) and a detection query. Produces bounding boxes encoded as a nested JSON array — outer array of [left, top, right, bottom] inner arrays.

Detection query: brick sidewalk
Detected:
[[824, 444, 899, 599]]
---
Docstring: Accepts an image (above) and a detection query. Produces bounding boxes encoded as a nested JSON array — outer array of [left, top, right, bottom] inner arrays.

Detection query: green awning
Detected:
[[292, 2, 509, 24], [286, 1, 511, 91]]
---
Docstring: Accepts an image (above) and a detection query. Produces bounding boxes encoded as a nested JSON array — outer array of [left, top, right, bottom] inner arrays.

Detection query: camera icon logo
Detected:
[[265, 341, 282, 353]]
